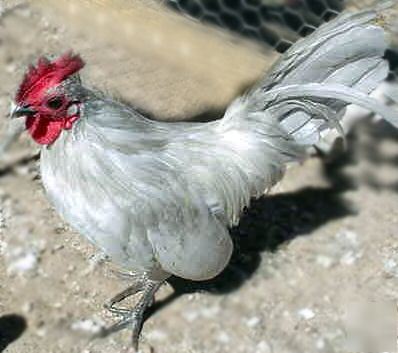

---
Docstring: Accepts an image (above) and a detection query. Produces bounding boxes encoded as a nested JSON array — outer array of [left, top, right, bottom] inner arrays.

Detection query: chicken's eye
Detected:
[[46, 96, 64, 110]]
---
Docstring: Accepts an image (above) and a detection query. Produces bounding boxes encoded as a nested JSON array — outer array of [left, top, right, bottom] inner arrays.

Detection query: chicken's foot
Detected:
[[98, 278, 164, 352]]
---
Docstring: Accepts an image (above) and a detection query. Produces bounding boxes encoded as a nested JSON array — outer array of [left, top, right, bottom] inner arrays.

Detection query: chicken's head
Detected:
[[12, 52, 85, 145]]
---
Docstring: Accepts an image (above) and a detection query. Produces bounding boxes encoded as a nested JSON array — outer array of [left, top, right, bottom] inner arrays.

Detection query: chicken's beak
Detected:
[[10, 104, 36, 119]]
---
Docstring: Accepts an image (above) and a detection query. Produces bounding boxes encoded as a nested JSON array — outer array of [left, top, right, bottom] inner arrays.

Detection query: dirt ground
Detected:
[[0, 1, 398, 353]]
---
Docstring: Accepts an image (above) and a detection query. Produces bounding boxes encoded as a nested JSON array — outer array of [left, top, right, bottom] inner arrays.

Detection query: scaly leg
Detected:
[[99, 277, 164, 352], [104, 280, 145, 315]]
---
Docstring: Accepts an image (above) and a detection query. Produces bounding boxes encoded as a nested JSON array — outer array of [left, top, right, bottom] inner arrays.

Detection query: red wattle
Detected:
[[25, 116, 75, 145]]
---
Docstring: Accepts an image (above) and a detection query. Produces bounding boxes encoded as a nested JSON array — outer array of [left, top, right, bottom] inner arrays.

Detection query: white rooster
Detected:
[[8, 4, 398, 350]]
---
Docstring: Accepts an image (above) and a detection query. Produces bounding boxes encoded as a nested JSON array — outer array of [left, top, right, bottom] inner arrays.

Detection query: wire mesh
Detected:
[[164, 0, 398, 77], [165, 0, 343, 51]]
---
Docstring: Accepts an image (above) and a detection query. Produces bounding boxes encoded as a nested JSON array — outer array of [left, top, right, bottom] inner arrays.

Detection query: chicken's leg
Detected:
[[99, 277, 164, 351], [104, 281, 145, 315]]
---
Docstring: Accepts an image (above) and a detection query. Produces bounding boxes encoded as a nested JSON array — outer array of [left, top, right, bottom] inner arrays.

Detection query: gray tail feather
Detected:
[[244, 3, 398, 148]]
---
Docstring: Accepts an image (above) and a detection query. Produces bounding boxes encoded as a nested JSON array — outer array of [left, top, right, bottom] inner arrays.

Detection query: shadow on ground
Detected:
[[359, 120, 398, 192], [0, 314, 27, 352]]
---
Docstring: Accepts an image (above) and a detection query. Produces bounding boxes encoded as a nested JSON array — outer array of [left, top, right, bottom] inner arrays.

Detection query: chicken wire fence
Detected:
[[163, 0, 398, 77]]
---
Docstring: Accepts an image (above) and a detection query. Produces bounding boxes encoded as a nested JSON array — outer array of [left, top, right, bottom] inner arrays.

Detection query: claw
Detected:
[[103, 281, 144, 314], [96, 317, 132, 337], [97, 278, 164, 351]]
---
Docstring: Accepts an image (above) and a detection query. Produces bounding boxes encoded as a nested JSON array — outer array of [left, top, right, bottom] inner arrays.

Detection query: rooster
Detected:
[[9, 5, 398, 350]]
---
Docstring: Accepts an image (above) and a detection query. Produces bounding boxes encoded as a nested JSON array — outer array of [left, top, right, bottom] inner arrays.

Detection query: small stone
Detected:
[[71, 318, 104, 334], [216, 331, 230, 344], [316, 255, 334, 268], [51, 244, 64, 253], [340, 250, 362, 265], [6, 247, 40, 276], [201, 305, 220, 318], [21, 302, 34, 313], [383, 258, 398, 276], [36, 327, 47, 337], [145, 329, 167, 341], [298, 308, 315, 320], [182, 310, 199, 322], [0, 239, 7, 255], [245, 316, 261, 328], [256, 340, 272, 353], [336, 230, 359, 246], [316, 338, 325, 350]]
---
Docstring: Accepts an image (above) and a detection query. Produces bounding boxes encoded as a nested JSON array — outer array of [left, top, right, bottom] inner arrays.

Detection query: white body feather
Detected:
[[40, 7, 398, 281]]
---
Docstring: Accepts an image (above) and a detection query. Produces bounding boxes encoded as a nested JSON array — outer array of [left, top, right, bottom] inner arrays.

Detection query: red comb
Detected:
[[16, 52, 85, 104]]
